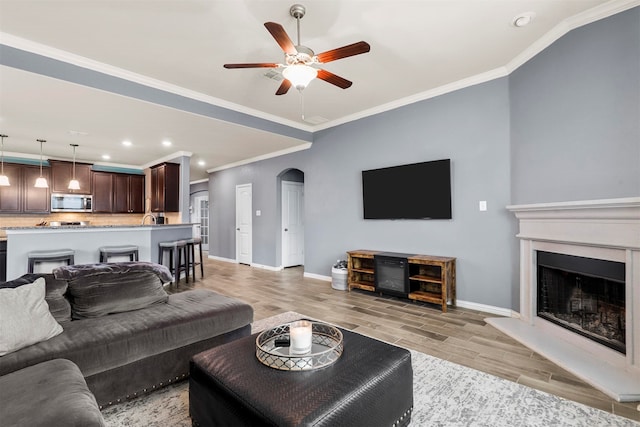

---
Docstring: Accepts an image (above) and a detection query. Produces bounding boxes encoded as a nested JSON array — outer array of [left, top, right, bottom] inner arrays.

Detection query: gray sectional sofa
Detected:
[[0, 262, 254, 408]]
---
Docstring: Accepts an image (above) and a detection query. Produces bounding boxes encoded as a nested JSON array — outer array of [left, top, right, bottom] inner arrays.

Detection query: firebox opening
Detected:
[[536, 251, 626, 354]]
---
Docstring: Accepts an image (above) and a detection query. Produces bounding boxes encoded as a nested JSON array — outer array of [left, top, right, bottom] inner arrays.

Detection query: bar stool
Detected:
[[186, 237, 204, 280], [27, 249, 75, 273], [158, 240, 189, 284], [99, 245, 139, 263]]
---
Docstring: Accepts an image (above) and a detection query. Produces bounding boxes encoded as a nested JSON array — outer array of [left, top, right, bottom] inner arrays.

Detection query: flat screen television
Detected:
[[362, 159, 452, 219]]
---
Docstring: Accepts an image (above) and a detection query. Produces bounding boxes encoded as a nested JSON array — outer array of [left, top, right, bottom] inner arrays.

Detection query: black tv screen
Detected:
[[362, 159, 452, 219]]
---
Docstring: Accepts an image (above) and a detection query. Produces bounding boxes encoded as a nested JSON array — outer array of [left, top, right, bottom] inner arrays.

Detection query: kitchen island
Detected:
[[3, 224, 194, 280]]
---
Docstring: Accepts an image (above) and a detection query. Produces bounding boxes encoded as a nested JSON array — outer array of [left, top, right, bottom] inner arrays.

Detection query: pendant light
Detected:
[[68, 143, 80, 190], [34, 139, 48, 188], [0, 134, 9, 186]]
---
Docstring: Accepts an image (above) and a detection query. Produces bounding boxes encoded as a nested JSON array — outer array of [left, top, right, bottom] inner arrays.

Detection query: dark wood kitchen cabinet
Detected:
[[92, 171, 144, 213], [0, 163, 21, 212], [150, 163, 179, 212], [0, 163, 50, 213], [91, 171, 114, 212], [49, 160, 92, 194], [23, 166, 51, 212], [113, 173, 145, 213]]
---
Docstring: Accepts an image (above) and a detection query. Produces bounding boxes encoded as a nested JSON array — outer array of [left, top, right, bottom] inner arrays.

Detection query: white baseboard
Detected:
[[207, 255, 237, 263], [456, 299, 515, 317], [251, 263, 283, 271], [303, 272, 331, 282], [205, 259, 518, 317]]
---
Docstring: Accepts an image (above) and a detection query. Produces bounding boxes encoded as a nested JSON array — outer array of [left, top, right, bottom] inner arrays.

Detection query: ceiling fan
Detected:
[[223, 4, 370, 96]]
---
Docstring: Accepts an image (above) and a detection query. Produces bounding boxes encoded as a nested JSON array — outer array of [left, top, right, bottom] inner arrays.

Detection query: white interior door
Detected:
[[282, 181, 304, 267], [235, 184, 252, 265], [192, 195, 209, 251]]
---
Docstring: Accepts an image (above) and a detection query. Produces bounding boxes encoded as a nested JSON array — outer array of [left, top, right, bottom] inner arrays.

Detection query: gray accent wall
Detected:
[[510, 8, 640, 204], [209, 78, 516, 309], [208, 7, 639, 311]]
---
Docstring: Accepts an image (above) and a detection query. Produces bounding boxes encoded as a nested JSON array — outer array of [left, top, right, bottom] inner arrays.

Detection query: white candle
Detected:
[[289, 320, 312, 355]]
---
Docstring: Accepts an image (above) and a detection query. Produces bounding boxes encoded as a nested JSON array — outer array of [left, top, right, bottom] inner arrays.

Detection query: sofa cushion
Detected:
[[0, 359, 105, 427], [0, 273, 71, 323], [0, 278, 64, 356], [0, 289, 254, 378], [54, 262, 171, 319]]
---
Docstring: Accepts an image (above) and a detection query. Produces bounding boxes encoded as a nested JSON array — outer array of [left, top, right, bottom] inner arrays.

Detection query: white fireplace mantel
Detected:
[[486, 197, 640, 402]]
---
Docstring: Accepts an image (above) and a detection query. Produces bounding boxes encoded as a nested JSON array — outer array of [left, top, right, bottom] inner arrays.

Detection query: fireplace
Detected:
[[374, 253, 410, 296], [536, 251, 625, 354], [486, 197, 640, 402]]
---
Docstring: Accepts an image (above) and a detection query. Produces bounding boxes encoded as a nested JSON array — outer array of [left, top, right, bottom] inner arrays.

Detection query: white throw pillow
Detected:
[[0, 278, 64, 356]]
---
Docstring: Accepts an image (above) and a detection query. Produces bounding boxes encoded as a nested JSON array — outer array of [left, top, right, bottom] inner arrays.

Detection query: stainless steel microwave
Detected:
[[51, 194, 93, 212]]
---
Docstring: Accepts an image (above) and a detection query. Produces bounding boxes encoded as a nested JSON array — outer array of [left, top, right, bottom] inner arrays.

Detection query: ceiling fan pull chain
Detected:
[[299, 90, 305, 121]]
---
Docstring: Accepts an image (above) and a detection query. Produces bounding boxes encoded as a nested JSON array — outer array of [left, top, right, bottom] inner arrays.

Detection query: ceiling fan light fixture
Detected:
[[282, 64, 317, 90]]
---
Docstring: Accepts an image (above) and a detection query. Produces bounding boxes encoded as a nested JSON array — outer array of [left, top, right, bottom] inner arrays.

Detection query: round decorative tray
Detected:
[[255, 321, 343, 371]]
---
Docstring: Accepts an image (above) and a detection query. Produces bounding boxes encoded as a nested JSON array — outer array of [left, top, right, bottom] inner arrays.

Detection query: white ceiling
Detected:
[[0, 0, 631, 181]]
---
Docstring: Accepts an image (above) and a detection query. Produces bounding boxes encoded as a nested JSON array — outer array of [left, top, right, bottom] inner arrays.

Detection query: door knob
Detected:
[[284, 228, 288, 231], [236, 228, 240, 231]]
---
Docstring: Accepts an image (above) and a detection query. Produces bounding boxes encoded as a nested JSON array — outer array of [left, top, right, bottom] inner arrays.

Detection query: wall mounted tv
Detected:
[[362, 159, 452, 220]]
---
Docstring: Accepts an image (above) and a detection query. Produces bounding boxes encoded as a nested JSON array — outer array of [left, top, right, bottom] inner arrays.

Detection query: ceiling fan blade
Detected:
[[264, 22, 297, 55], [223, 63, 279, 69], [316, 41, 371, 63], [317, 69, 352, 89], [275, 79, 292, 96]]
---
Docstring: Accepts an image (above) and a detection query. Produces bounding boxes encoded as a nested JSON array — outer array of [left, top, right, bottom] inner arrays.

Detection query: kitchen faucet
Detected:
[[141, 213, 157, 225]]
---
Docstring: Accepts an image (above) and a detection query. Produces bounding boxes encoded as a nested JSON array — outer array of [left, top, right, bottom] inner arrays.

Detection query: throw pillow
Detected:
[[64, 269, 169, 319], [0, 273, 71, 323], [0, 278, 64, 356]]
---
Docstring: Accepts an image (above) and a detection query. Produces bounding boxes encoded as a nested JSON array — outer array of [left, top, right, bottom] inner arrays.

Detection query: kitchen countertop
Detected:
[[4, 223, 196, 279], [3, 223, 194, 231]]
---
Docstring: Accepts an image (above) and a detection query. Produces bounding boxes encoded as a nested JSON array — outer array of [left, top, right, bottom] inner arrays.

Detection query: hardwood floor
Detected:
[[170, 257, 640, 422]]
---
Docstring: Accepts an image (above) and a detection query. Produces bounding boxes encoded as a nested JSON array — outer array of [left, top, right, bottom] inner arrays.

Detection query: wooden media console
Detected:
[[347, 250, 456, 312]]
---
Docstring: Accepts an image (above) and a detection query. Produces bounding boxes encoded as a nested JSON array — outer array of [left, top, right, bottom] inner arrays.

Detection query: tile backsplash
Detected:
[[0, 212, 182, 237]]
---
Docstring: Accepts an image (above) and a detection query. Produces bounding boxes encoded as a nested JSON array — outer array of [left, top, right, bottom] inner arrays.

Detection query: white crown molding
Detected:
[[207, 142, 312, 173], [141, 151, 192, 170], [90, 161, 145, 170], [312, 67, 509, 131], [506, 0, 640, 73], [0, 32, 314, 133], [189, 178, 209, 185]]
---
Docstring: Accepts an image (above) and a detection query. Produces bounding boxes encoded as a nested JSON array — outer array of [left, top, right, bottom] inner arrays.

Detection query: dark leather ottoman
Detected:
[[189, 326, 413, 427]]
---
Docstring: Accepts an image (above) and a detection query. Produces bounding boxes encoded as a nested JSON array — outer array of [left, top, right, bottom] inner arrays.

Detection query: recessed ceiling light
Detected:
[[162, 140, 172, 147], [102, 154, 111, 160], [122, 140, 132, 147], [198, 160, 206, 167], [512, 12, 535, 28]]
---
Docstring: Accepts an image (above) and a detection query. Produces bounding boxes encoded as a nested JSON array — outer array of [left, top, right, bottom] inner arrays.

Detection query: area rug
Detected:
[[102, 311, 638, 426]]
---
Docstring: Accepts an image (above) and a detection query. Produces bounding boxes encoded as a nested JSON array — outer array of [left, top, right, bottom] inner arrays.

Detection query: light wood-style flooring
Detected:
[[169, 257, 640, 422]]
